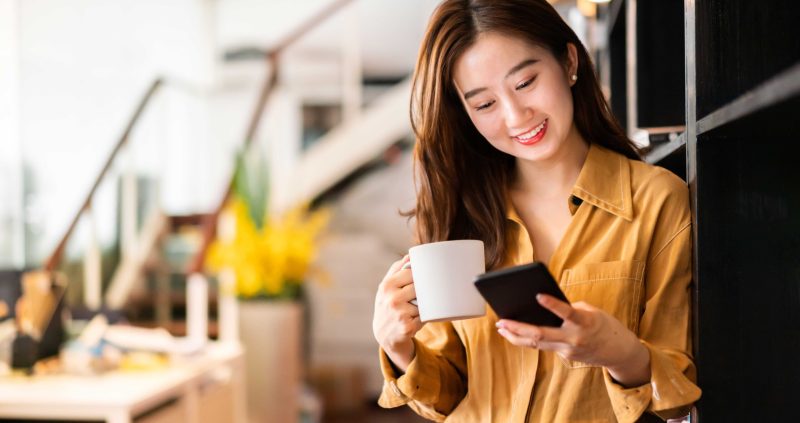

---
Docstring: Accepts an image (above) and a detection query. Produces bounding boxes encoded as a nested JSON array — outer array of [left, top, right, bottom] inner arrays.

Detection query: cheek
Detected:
[[555, 84, 575, 119], [559, 95, 575, 135], [555, 96, 574, 126], [471, 113, 504, 141], [538, 84, 575, 132]]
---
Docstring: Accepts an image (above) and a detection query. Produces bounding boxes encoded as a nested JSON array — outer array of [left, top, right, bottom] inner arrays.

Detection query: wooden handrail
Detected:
[[44, 78, 164, 272], [44, 0, 355, 277], [186, 0, 355, 274], [270, 0, 355, 55]]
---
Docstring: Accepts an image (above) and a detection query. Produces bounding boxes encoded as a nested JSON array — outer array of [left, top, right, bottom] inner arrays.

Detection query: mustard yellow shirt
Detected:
[[377, 144, 702, 422]]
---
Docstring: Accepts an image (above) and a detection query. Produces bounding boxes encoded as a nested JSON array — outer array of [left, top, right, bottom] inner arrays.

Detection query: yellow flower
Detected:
[[205, 197, 330, 299]]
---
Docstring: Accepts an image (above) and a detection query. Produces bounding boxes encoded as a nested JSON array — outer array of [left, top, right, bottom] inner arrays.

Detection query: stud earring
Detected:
[[571, 74, 578, 81]]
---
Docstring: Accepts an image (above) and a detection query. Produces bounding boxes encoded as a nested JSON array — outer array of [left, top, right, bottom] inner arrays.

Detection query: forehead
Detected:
[[453, 32, 554, 90]]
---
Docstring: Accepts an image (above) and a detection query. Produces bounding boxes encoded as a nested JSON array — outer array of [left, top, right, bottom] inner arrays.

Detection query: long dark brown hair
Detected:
[[409, 0, 640, 270]]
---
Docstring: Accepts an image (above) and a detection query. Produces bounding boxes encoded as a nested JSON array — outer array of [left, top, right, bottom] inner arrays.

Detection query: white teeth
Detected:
[[516, 120, 546, 140]]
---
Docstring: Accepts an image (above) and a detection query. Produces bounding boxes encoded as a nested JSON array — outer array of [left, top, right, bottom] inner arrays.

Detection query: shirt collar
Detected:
[[571, 143, 633, 221], [506, 143, 634, 223]]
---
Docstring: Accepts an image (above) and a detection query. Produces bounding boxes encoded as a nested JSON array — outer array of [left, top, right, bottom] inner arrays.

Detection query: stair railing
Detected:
[[32, 0, 356, 345]]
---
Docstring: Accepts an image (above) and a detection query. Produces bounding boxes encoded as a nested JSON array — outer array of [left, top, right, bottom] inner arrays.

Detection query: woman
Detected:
[[372, 0, 701, 421]]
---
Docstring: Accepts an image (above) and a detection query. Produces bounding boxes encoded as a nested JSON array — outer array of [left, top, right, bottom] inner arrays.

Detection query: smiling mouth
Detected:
[[512, 119, 548, 145]]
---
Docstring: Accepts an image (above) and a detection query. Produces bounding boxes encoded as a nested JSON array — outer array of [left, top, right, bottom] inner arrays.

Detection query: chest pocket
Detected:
[[557, 260, 646, 369]]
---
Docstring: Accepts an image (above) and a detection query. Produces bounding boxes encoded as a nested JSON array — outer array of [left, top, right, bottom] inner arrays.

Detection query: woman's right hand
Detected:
[[372, 255, 423, 373]]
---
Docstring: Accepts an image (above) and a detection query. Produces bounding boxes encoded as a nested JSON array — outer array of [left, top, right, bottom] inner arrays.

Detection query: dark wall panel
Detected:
[[694, 97, 800, 420], [695, 0, 800, 118]]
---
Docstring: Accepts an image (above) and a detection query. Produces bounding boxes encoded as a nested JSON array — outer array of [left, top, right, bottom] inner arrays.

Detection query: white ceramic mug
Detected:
[[407, 240, 486, 322]]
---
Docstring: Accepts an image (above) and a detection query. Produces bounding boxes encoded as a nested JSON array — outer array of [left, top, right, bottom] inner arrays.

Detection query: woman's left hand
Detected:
[[496, 294, 651, 386]]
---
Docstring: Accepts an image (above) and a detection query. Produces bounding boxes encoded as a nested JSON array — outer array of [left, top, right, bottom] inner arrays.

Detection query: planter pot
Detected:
[[238, 300, 302, 423]]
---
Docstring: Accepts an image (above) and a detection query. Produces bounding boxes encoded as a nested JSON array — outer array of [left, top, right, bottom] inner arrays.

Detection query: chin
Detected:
[[509, 139, 560, 163]]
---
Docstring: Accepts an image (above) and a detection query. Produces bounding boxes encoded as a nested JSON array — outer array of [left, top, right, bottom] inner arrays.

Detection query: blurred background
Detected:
[[2, 0, 796, 422]]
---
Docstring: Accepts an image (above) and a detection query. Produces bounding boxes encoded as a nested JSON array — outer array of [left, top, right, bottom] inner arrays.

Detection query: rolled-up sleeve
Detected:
[[377, 321, 468, 421], [604, 222, 702, 422]]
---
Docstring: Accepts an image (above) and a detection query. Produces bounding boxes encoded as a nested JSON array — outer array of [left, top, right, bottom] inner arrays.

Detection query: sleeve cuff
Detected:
[[602, 365, 653, 423], [642, 340, 701, 419], [378, 346, 410, 408], [603, 341, 702, 423], [377, 338, 442, 406]]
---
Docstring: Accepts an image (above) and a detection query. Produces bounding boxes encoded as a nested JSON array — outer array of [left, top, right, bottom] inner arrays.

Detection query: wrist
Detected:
[[606, 338, 651, 387], [384, 338, 416, 373]]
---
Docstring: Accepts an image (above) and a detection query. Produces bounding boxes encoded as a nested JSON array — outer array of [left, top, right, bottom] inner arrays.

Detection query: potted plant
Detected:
[[205, 149, 329, 423]]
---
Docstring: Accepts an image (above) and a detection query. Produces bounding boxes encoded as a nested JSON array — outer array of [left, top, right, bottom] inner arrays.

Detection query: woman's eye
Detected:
[[516, 77, 536, 90], [475, 101, 494, 111]]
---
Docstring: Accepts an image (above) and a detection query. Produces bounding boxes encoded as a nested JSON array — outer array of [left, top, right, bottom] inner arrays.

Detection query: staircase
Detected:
[[287, 77, 412, 207], [6, 0, 414, 360]]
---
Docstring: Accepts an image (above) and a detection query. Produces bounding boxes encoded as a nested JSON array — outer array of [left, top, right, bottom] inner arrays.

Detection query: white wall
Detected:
[[216, 0, 440, 78], [0, 0, 24, 267], [216, 0, 331, 51], [17, 0, 227, 262], [10, 0, 438, 264]]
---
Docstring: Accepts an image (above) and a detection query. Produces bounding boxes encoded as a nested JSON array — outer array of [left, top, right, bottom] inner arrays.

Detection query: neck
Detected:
[[512, 126, 589, 200]]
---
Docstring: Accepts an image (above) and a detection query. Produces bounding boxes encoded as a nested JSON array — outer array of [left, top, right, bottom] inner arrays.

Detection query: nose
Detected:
[[502, 97, 533, 131]]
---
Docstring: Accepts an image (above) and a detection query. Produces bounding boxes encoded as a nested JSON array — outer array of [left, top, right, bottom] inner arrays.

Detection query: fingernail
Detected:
[[497, 328, 508, 336], [536, 294, 546, 303], [495, 321, 503, 328]]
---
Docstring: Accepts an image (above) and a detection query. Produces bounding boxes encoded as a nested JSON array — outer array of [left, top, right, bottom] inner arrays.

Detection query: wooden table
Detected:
[[0, 342, 246, 423]]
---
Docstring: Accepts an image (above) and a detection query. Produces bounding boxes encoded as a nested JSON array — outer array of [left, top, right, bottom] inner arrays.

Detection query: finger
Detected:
[[399, 261, 417, 295], [386, 282, 417, 309], [383, 255, 410, 280], [497, 319, 570, 344], [386, 299, 419, 317], [536, 294, 581, 325], [535, 340, 571, 352], [571, 301, 597, 312], [497, 327, 540, 349], [383, 265, 414, 290], [397, 282, 418, 304], [399, 315, 424, 339], [496, 319, 539, 338], [397, 260, 418, 304]]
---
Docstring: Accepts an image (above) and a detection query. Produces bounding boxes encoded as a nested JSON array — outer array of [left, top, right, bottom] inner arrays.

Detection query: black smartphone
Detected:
[[474, 262, 569, 327]]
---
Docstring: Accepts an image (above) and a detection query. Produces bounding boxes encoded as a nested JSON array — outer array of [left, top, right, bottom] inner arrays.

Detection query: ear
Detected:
[[565, 43, 579, 86]]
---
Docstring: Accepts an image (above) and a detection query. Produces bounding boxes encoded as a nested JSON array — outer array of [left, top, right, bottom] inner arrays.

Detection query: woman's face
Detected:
[[453, 32, 579, 163]]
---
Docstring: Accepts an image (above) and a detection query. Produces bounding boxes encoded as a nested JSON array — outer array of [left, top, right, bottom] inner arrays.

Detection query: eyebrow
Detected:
[[462, 58, 540, 101]]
